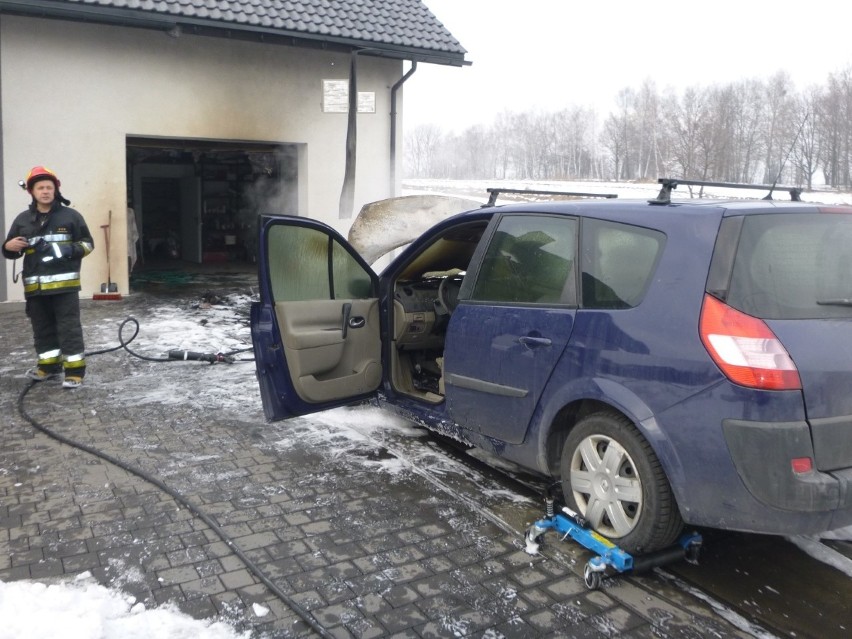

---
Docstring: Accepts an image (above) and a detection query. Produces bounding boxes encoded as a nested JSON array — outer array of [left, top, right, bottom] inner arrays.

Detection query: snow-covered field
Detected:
[[402, 178, 852, 206]]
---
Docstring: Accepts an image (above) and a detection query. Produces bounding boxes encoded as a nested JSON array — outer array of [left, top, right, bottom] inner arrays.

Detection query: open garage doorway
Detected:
[[126, 137, 299, 281]]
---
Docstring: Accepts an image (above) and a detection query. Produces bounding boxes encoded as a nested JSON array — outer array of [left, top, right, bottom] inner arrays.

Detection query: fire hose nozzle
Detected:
[[167, 349, 234, 364]]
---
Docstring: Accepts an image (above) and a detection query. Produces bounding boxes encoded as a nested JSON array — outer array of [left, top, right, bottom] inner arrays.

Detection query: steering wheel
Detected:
[[437, 275, 464, 316]]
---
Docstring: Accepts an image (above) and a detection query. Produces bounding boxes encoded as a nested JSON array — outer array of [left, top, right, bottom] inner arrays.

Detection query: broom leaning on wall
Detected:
[[93, 209, 121, 300]]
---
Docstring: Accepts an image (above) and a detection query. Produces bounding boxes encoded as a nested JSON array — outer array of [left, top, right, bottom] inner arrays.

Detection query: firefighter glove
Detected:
[[41, 242, 73, 262]]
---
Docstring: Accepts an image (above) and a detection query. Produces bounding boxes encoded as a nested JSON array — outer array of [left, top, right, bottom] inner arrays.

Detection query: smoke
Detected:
[[238, 147, 299, 262]]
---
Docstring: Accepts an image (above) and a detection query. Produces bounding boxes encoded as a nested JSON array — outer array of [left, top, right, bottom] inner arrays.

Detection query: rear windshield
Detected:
[[726, 212, 852, 319]]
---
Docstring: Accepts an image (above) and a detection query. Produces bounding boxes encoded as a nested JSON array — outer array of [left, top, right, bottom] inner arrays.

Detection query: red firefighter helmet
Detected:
[[24, 165, 61, 192]]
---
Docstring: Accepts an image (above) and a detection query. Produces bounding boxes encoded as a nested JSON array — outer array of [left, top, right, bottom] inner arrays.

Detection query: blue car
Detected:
[[250, 180, 852, 553]]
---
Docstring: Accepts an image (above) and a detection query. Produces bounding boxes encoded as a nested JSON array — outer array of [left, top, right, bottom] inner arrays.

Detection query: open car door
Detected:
[[251, 215, 382, 421]]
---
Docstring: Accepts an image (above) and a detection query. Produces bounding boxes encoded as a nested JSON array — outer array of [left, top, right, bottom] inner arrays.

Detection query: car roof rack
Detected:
[[485, 187, 618, 207], [650, 178, 803, 205]]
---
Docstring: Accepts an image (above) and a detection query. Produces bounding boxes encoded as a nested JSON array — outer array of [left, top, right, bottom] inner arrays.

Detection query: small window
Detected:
[[581, 219, 664, 309], [470, 215, 577, 304], [268, 225, 373, 302]]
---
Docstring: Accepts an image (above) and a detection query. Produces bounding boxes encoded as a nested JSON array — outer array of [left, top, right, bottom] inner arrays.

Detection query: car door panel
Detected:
[[444, 305, 574, 444], [443, 213, 579, 444], [276, 299, 381, 403], [251, 215, 381, 421]]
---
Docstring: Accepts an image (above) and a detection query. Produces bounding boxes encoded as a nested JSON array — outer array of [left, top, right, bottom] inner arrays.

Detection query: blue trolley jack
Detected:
[[526, 496, 702, 590]]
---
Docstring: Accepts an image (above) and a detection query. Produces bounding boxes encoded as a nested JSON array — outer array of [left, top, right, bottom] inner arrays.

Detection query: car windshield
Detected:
[[726, 212, 852, 319]]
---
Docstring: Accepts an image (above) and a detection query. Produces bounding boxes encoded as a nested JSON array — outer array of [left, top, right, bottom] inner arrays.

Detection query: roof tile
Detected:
[[34, 0, 466, 60]]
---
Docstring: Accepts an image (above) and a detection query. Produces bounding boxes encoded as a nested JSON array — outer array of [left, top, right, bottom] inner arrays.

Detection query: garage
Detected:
[[127, 138, 299, 274], [0, 3, 467, 302]]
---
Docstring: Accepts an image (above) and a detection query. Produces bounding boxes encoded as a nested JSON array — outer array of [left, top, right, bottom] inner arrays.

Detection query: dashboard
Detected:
[[393, 278, 443, 348], [395, 278, 442, 312]]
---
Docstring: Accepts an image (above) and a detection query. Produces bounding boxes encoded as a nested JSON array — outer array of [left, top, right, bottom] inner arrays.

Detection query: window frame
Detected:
[[579, 217, 666, 310], [463, 212, 580, 308]]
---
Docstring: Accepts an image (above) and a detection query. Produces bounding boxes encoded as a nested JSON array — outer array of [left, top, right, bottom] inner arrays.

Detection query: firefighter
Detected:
[[2, 166, 94, 388]]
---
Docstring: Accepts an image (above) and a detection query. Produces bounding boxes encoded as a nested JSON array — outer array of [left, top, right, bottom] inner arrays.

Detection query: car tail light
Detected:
[[699, 294, 801, 390]]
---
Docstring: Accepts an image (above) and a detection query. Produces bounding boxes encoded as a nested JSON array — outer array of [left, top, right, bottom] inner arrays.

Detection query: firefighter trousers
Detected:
[[25, 292, 87, 378]]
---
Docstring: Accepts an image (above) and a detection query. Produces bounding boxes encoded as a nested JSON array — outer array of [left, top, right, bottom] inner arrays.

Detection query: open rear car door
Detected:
[[251, 215, 382, 421]]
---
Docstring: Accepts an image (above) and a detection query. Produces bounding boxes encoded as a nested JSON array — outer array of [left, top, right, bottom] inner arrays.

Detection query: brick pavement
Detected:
[[0, 283, 757, 638]]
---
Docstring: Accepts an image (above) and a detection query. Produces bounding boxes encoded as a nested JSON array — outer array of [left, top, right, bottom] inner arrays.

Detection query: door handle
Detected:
[[519, 335, 552, 348], [341, 302, 352, 338], [348, 316, 366, 329]]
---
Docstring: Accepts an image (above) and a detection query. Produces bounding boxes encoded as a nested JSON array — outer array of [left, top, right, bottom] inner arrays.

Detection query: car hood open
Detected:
[[347, 194, 481, 264]]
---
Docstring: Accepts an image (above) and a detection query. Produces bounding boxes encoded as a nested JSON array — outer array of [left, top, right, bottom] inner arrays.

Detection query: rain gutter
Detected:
[[389, 62, 418, 196]]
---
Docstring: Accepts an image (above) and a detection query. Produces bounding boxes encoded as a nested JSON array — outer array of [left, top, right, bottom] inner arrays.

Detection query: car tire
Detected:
[[560, 411, 683, 554]]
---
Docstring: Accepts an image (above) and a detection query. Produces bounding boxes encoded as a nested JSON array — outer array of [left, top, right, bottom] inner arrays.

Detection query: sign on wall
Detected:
[[322, 80, 376, 113]]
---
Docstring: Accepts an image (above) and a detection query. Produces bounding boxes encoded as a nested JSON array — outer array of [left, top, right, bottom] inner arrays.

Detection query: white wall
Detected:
[[1, 15, 403, 300]]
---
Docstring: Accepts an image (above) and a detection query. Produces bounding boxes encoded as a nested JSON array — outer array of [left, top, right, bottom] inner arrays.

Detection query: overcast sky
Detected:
[[403, 0, 852, 132]]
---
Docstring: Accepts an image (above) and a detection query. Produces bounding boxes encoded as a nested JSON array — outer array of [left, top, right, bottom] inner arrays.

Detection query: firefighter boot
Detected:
[[62, 376, 83, 389], [25, 366, 61, 382]]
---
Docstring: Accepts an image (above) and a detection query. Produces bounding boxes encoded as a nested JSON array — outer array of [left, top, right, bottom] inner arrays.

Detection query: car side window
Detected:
[[268, 224, 373, 301], [581, 219, 665, 309], [470, 215, 577, 304]]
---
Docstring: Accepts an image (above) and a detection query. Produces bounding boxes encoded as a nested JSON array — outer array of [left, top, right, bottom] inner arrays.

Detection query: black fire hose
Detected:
[[85, 317, 253, 363]]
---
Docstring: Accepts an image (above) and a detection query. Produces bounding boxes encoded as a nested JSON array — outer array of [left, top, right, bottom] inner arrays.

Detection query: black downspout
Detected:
[[389, 61, 417, 196], [338, 48, 383, 219], [338, 51, 359, 219]]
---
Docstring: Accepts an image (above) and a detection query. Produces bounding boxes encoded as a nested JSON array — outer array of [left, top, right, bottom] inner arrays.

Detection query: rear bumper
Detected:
[[723, 419, 851, 514], [810, 414, 852, 471]]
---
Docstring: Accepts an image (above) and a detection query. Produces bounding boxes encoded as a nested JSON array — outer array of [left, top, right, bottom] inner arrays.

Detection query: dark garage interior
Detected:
[[126, 138, 298, 275]]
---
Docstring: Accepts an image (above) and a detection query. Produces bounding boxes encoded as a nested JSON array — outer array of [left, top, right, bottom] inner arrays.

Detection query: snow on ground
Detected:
[[0, 294, 540, 638], [0, 572, 249, 639], [87, 293, 262, 415]]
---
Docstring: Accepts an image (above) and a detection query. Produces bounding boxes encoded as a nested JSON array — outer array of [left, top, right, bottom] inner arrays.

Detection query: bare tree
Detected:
[[729, 79, 766, 182], [501, 111, 534, 179], [665, 87, 707, 179], [404, 124, 444, 178], [761, 72, 796, 184], [790, 88, 821, 190], [403, 66, 852, 193], [551, 106, 597, 178], [601, 113, 627, 180], [821, 67, 852, 188], [695, 86, 733, 180], [454, 125, 494, 179], [633, 79, 665, 180], [600, 89, 637, 180], [525, 111, 557, 179]]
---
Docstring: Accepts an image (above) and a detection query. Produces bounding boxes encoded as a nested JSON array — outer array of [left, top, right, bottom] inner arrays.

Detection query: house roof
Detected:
[[0, 0, 469, 66]]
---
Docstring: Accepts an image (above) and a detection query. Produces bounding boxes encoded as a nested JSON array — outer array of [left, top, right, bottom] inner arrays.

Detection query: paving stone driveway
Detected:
[[0, 283, 755, 638]]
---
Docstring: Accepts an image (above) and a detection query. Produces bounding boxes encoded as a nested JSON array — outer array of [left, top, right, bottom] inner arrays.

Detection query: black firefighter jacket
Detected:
[[2, 200, 94, 297]]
